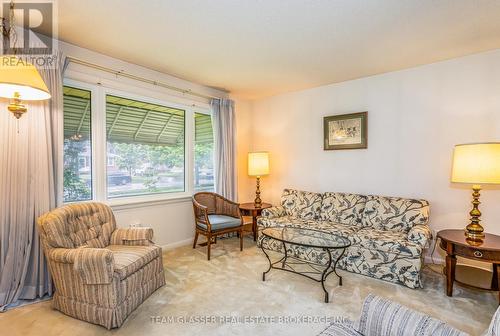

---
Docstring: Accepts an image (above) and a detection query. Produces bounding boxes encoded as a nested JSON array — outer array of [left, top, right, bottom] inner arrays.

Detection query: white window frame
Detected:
[[62, 77, 213, 207]]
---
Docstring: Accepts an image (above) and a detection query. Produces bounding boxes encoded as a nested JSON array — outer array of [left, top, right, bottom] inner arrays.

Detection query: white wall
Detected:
[[246, 49, 500, 261], [233, 98, 255, 203]]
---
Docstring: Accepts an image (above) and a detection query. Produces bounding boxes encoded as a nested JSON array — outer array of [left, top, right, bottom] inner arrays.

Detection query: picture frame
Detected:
[[323, 112, 368, 150]]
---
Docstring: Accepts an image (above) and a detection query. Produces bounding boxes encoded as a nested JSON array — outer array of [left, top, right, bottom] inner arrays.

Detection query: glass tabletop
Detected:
[[262, 227, 351, 249]]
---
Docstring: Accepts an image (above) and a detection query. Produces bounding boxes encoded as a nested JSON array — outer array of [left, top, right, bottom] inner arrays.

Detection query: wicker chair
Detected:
[[192, 192, 244, 260], [37, 202, 165, 329]]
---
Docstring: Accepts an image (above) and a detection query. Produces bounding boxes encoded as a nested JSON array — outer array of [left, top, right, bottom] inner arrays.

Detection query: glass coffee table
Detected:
[[261, 227, 351, 303]]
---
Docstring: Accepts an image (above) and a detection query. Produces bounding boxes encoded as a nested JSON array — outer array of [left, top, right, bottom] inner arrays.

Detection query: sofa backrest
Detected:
[[361, 195, 430, 232], [37, 202, 116, 249], [319, 192, 367, 227], [280, 189, 322, 219]]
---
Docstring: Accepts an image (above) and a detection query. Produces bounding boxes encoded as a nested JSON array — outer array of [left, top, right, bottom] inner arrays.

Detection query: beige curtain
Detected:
[[211, 98, 238, 201], [0, 53, 65, 310]]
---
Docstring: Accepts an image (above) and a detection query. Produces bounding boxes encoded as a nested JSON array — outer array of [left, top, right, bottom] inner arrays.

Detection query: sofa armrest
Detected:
[[407, 224, 433, 248], [261, 206, 287, 219], [49, 248, 115, 285], [110, 227, 154, 246]]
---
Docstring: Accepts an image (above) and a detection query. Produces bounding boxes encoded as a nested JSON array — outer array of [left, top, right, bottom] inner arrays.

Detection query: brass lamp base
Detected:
[[254, 176, 262, 208], [7, 92, 27, 119], [465, 185, 485, 240]]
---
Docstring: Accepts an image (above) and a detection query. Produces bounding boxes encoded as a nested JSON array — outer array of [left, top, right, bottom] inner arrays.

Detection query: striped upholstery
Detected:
[[318, 295, 468, 336], [485, 305, 500, 336], [107, 245, 162, 280], [110, 227, 154, 246], [38, 202, 166, 329], [353, 294, 468, 336], [317, 320, 360, 336]]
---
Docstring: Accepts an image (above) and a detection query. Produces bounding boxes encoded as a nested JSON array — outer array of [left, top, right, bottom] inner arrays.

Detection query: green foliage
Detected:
[[63, 168, 91, 202], [63, 139, 91, 202], [111, 142, 148, 175], [143, 168, 160, 192]]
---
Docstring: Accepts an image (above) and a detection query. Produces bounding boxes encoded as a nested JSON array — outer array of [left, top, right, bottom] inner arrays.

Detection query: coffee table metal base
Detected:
[[261, 241, 345, 303]]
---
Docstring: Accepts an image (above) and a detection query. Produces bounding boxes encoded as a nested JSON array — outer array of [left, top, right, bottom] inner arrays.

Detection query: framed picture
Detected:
[[323, 112, 368, 150]]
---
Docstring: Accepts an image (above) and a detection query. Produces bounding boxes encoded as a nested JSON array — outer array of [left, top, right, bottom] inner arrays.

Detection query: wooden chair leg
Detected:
[[193, 231, 199, 248], [240, 229, 243, 251], [207, 234, 212, 260], [214, 236, 217, 244]]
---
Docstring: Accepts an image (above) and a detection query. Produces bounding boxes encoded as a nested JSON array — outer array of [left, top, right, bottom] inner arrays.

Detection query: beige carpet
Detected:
[[0, 237, 497, 336]]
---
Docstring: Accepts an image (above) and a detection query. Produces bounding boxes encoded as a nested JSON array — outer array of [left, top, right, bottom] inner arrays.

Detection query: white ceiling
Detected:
[[57, 0, 500, 99]]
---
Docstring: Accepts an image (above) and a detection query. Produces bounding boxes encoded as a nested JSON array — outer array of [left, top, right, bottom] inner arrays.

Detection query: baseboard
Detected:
[[161, 237, 193, 251]]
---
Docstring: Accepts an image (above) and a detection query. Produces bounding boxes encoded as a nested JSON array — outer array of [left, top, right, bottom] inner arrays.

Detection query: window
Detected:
[[62, 81, 214, 204], [105, 95, 185, 198], [63, 86, 92, 202], [194, 112, 215, 191]]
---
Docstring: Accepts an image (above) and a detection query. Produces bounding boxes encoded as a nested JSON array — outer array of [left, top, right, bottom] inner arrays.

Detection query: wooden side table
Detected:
[[239, 202, 272, 241], [438, 229, 500, 304]]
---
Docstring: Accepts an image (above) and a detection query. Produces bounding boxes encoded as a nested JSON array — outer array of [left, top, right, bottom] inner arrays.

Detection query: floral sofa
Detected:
[[257, 189, 431, 288]]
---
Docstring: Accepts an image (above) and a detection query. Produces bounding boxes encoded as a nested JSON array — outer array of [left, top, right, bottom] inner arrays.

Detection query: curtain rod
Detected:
[[66, 56, 222, 101]]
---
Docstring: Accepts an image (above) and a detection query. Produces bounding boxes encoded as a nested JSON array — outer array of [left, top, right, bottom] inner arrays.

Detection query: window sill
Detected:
[[107, 193, 193, 211]]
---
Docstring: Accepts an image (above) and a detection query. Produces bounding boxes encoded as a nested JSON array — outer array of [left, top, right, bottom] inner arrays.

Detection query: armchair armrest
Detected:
[[49, 248, 115, 285], [407, 224, 433, 247], [193, 198, 211, 230], [261, 206, 287, 219], [110, 227, 154, 246]]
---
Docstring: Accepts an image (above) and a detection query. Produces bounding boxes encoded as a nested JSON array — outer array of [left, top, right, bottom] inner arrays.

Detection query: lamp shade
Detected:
[[0, 56, 51, 100], [451, 143, 500, 185], [248, 152, 269, 176]]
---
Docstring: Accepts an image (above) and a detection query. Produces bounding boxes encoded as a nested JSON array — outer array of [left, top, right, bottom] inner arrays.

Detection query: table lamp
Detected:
[[248, 151, 270, 208], [451, 143, 500, 239]]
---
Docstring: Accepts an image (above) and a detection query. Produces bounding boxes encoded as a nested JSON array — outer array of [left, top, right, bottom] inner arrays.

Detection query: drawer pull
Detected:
[[474, 251, 483, 258]]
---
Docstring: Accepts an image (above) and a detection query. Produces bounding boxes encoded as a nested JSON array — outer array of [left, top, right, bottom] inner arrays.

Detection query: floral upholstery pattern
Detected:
[[261, 205, 287, 219], [353, 229, 423, 257], [319, 192, 367, 226], [340, 246, 423, 288], [257, 189, 432, 288], [407, 224, 433, 247], [280, 189, 323, 219], [361, 196, 430, 232]]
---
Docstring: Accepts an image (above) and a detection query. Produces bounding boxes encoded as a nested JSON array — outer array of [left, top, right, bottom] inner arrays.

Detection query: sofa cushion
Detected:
[[354, 294, 468, 336], [353, 229, 422, 257], [107, 245, 162, 280], [361, 195, 430, 232], [197, 215, 241, 231], [281, 189, 322, 219], [320, 192, 367, 226]]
